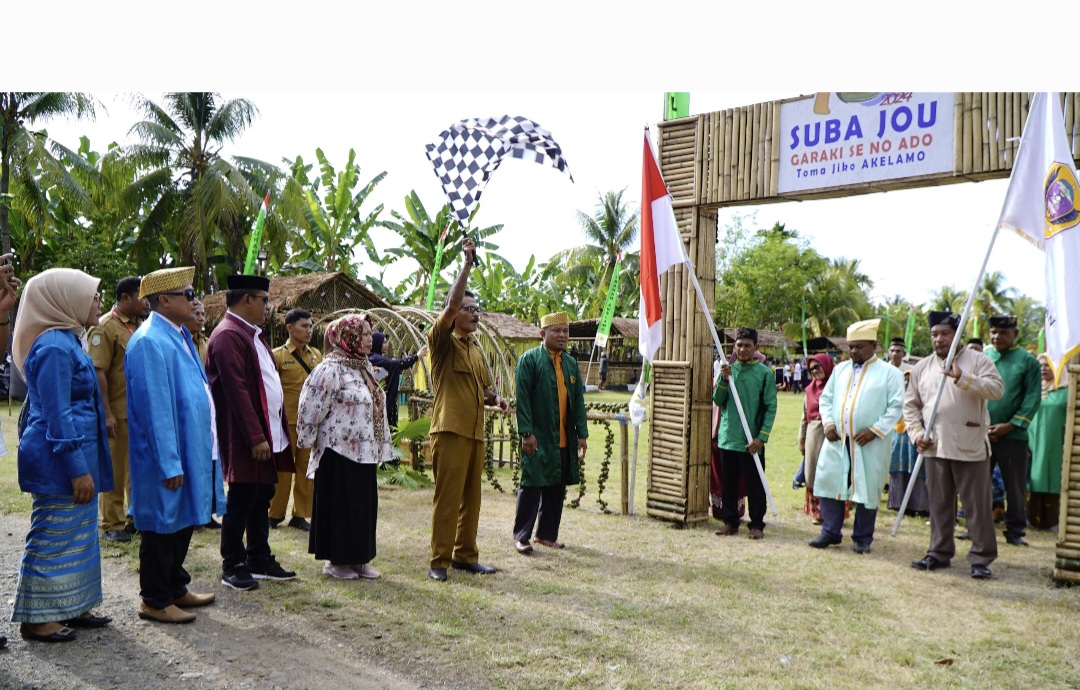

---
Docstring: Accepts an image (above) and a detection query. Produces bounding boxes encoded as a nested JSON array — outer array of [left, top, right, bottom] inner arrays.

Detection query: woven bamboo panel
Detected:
[[647, 361, 692, 521], [1054, 360, 1080, 583], [657, 93, 1080, 209]]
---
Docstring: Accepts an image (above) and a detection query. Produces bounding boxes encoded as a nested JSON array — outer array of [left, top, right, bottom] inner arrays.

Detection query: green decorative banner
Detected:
[[425, 224, 451, 310], [594, 259, 622, 349], [904, 310, 916, 351], [243, 192, 270, 275]]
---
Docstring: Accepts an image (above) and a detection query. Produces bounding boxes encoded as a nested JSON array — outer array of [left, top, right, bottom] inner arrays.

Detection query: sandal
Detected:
[[20, 623, 78, 643], [61, 613, 112, 629]]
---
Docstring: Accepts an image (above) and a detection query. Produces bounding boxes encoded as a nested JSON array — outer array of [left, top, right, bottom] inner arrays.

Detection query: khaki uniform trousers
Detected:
[[100, 419, 131, 531], [269, 424, 313, 520], [429, 432, 485, 569]]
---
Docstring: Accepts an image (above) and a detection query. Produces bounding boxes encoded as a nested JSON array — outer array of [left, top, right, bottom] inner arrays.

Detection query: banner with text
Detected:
[[778, 92, 955, 194]]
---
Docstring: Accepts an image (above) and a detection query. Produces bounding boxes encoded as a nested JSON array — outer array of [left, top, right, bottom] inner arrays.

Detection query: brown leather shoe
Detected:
[[715, 524, 738, 536], [138, 603, 196, 624], [534, 538, 564, 549], [173, 591, 216, 608], [748, 528, 764, 540]]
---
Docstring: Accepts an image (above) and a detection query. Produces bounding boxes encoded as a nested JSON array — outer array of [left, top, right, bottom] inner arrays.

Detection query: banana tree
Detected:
[[281, 148, 386, 275], [382, 191, 504, 305]]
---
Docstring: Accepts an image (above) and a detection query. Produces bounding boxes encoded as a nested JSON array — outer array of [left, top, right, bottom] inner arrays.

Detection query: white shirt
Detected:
[[229, 311, 288, 453]]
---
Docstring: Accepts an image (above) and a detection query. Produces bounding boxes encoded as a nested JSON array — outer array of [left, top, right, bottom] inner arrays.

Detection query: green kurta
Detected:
[[1028, 387, 1068, 493], [986, 346, 1042, 441], [515, 345, 588, 487], [712, 360, 777, 453]]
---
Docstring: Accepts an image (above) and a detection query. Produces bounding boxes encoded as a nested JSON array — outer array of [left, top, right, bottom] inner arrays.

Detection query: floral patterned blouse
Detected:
[[295, 359, 393, 477]]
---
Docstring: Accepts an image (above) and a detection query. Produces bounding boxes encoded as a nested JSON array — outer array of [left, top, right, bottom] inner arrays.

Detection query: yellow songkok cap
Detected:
[[540, 312, 570, 328], [846, 318, 880, 343], [140, 267, 196, 299]]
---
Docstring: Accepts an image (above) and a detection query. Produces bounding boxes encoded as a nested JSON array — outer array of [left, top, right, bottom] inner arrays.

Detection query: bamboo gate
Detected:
[[649, 92, 1080, 563], [1054, 362, 1080, 583]]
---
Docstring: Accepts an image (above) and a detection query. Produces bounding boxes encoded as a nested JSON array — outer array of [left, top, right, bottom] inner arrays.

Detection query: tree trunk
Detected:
[[1, 115, 11, 256]]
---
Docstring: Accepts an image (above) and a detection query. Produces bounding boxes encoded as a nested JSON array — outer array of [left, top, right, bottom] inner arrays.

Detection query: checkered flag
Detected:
[[425, 115, 574, 224]]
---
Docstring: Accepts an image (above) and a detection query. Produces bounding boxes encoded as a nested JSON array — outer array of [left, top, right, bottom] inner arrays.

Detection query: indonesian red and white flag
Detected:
[[638, 131, 689, 362], [997, 93, 1080, 384]]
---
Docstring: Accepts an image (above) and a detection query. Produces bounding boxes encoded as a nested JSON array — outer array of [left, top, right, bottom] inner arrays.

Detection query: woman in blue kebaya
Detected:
[[10, 268, 114, 643]]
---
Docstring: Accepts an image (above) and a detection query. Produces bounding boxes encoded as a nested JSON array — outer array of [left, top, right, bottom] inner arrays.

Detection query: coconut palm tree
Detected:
[[125, 92, 285, 287], [929, 285, 969, 313], [575, 189, 639, 290], [0, 92, 97, 254]]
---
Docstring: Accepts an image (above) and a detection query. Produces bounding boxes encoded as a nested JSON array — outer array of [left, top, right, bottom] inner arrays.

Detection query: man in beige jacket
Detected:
[[904, 311, 1004, 579]]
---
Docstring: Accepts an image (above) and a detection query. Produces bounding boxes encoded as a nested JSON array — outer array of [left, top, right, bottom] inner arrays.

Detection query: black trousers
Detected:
[[721, 448, 766, 531], [140, 527, 194, 610], [513, 448, 570, 542], [990, 438, 1030, 539], [220, 482, 275, 572]]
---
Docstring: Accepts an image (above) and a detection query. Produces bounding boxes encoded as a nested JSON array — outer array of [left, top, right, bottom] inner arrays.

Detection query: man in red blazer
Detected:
[[207, 274, 296, 591]]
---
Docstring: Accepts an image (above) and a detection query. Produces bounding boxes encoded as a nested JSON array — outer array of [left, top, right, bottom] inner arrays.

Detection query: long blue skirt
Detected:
[[11, 495, 103, 623]]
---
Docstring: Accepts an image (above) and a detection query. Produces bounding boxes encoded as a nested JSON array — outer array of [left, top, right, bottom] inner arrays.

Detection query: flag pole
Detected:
[[890, 146, 1031, 534], [684, 268, 778, 516]]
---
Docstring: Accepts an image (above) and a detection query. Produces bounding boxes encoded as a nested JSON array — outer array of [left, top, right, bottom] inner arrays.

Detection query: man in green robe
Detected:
[[513, 312, 588, 553], [985, 315, 1042, 546]]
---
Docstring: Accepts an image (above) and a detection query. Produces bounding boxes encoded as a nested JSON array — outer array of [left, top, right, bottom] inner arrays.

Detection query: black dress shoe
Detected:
[[852, 543, 872, 554], [205, 518, 221, 530], [451, 561, 497, 574], [0, 635, 6, 649], [956, 531, 970, 540], [971, 564, 992, 579], [911, 555, 950, 571], [809, 534, 842, 549], [20, 623, 77, 643], [268, 517, 284, 529], [60, 613, 112, 629], [1004, 534, 1029, 546], [428, 568, 447, 582], [288, 517, 311, 532], [103, 529, 131, 543], [124, 523, 139, 535]]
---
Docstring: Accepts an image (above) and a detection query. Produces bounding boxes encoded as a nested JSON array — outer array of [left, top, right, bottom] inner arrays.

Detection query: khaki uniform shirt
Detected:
[[903, 347, 1005, 462], [428, 311, 493, 440], [88, 308, 138, 420], [272, 341, 323, 423]]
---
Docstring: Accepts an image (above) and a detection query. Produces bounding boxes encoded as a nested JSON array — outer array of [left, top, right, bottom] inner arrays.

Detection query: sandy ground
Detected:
[[0, 512, 428, 690]]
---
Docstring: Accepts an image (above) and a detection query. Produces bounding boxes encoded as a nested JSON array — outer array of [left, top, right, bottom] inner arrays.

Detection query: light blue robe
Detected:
[[125, 313, 215, 533], [814, 356, 904, 507]]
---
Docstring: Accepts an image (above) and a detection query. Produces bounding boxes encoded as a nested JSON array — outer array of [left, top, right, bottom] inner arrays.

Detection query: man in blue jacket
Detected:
[[126, 267, 217, 624]]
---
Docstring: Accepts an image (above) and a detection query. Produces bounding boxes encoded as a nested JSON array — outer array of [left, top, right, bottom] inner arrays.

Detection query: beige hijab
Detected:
[[12, 268, 100, 374]]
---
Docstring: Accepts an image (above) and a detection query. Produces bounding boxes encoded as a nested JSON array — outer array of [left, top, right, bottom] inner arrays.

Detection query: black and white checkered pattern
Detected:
[[425, 115, 574, 224]]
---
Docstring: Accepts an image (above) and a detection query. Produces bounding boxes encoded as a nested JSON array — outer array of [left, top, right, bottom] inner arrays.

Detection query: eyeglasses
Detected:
[[460, 305, 483, 314], [92, 291, 103, 303], [247, 294, 270, 304], [161, 289, 197, 301]]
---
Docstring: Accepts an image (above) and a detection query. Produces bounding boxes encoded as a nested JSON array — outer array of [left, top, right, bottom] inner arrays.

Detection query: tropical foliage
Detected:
[[278, 149, 386, 275]]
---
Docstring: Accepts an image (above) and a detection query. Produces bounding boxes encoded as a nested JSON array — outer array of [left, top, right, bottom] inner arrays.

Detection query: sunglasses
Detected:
[[808, 365, 822, 373], [247, 293, 270, 304], [161, 289, 197, 301]]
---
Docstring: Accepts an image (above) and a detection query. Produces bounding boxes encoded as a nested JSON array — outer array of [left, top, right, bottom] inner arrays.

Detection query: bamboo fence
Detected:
[[1054, 360, 1080, 584], [650, 92, 1080, 525]]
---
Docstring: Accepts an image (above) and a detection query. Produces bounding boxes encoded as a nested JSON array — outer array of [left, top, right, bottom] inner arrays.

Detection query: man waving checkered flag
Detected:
[[425, 115, 574, 224]]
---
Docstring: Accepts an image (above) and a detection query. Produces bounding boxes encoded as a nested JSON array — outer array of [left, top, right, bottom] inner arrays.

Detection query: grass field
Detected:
[[3, 393, 1079, 689]]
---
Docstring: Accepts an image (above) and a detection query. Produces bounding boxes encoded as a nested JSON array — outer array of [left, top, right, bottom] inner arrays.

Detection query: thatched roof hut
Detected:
[[568, 317, 639, 341], [202, 272, 390, 347]]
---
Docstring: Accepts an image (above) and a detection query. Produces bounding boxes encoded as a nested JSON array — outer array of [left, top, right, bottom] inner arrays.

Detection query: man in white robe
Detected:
[[811, 319, 904, 554]]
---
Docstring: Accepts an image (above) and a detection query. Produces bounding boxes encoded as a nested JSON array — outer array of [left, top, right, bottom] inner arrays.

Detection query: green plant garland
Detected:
[[568, 401, 628, 512]]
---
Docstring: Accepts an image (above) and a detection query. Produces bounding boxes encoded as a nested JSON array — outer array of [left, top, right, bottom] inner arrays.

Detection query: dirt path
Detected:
[[0, 513, 426, 690]]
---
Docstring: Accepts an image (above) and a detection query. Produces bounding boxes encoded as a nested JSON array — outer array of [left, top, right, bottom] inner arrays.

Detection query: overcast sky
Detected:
[[17, 3, 1070, 317]]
